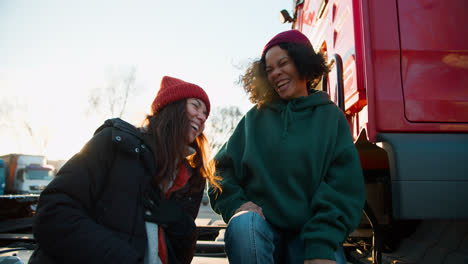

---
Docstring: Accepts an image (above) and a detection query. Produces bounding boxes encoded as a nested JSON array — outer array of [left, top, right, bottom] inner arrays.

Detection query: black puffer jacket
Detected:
[[29, 118, 204, 264]]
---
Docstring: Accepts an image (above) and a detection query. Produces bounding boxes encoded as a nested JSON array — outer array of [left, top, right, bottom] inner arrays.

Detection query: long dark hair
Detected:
[[240, 42, 329, 108], [144, 99, 221, 193]]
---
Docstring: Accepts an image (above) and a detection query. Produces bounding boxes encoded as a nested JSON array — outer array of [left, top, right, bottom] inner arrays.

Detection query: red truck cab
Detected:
[[289, 0, 468, 219]]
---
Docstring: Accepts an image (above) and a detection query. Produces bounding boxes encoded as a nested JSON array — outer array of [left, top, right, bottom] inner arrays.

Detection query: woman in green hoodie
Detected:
[[208, 30, 365, 264]]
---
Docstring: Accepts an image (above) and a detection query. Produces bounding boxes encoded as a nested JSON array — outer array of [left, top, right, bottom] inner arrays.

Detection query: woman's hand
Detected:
[[304, 260, 336, 264], [234, 201, 265, 219]]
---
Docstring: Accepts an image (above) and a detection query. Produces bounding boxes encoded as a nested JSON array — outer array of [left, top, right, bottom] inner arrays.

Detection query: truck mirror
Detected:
[[279, 9, 294, 24]]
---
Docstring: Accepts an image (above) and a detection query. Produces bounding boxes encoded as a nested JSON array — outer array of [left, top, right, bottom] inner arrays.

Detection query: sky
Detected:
[[0, 0, 293, 160]]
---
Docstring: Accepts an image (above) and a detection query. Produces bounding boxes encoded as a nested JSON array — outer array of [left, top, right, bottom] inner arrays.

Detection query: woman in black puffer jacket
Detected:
[[29, 76, 222, 264]]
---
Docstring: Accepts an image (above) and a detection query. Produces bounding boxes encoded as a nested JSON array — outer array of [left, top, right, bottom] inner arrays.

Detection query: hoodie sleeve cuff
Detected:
[[304, 240, 336, 261], [222, 199, 247, 222]]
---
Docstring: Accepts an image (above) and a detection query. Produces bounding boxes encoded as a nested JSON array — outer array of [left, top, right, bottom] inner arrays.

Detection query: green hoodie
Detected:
[[209, 91, 365, 260]]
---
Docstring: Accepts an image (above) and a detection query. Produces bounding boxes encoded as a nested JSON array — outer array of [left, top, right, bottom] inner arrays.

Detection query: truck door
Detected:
[[397, 0, 468, 123]]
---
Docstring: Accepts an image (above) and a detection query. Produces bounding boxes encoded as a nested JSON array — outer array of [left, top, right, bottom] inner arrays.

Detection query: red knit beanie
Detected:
[[151, 76, 210, 116], [262, 30, 312, 58]]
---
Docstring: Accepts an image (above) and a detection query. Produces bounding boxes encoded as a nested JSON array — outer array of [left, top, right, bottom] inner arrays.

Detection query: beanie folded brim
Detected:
[[151, 76, 210, 116]]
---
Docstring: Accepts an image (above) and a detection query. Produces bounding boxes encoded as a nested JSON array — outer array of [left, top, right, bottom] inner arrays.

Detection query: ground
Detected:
[[1, 201, 467, 263]]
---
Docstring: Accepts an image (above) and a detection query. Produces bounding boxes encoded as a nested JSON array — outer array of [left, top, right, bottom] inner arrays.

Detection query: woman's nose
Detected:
[[270, 68, 281, 80], [197, 111, 207, 122]]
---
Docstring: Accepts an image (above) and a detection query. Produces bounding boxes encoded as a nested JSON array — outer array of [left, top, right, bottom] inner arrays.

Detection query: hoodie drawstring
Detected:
[[281, 103, 293, 139]]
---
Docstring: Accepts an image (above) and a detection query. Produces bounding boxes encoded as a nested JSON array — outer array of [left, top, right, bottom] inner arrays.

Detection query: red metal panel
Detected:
[[362, 0, 404, 137], [299, 0, 366, 129], [360, 0, 468, 138], [397, 0, 468, 123]]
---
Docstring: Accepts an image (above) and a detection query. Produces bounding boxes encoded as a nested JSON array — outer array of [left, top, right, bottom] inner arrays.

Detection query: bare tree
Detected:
[[87, 66, 138, 119], [23, 120, 49, 155], [0, 98, 48, 155], [0, 99, 13, 130], [204, 105, 244, 155]]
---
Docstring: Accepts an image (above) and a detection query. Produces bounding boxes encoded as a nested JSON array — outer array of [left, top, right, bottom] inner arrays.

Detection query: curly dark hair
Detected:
[[240, 42, 329, 108]]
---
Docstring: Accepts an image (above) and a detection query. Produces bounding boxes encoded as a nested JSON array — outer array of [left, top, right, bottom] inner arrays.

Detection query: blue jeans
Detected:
[[224, 211, 347, 264]]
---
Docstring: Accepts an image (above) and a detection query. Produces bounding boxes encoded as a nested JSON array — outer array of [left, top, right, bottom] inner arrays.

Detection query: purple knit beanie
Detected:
[[262, 30, 312, 58]]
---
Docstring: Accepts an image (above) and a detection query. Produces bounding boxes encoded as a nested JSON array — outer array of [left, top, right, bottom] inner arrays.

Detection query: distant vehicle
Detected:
[[202, 190, 209, 206], [0, 160, 5, 195], [15, 164, 55, 193], [0, 154, 55, 194]]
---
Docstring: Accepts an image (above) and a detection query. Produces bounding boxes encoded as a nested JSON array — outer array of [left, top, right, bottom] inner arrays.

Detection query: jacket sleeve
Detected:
[[208, 116, 250, 223], [300, 111, 366, 260], [33, 128, 143, 264]]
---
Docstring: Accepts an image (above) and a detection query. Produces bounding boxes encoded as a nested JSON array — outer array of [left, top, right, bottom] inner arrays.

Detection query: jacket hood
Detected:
[[94, 118, 143, 139], [266, 90, 334, 138], [94, 118, 157, 176], [94, 118, 151, 156]]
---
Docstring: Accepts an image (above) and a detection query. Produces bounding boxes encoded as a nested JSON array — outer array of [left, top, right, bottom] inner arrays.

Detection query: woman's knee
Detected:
[[226, 211, 257, 238], [224, 211, 277, 263], [225, 211, 270, 242]]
